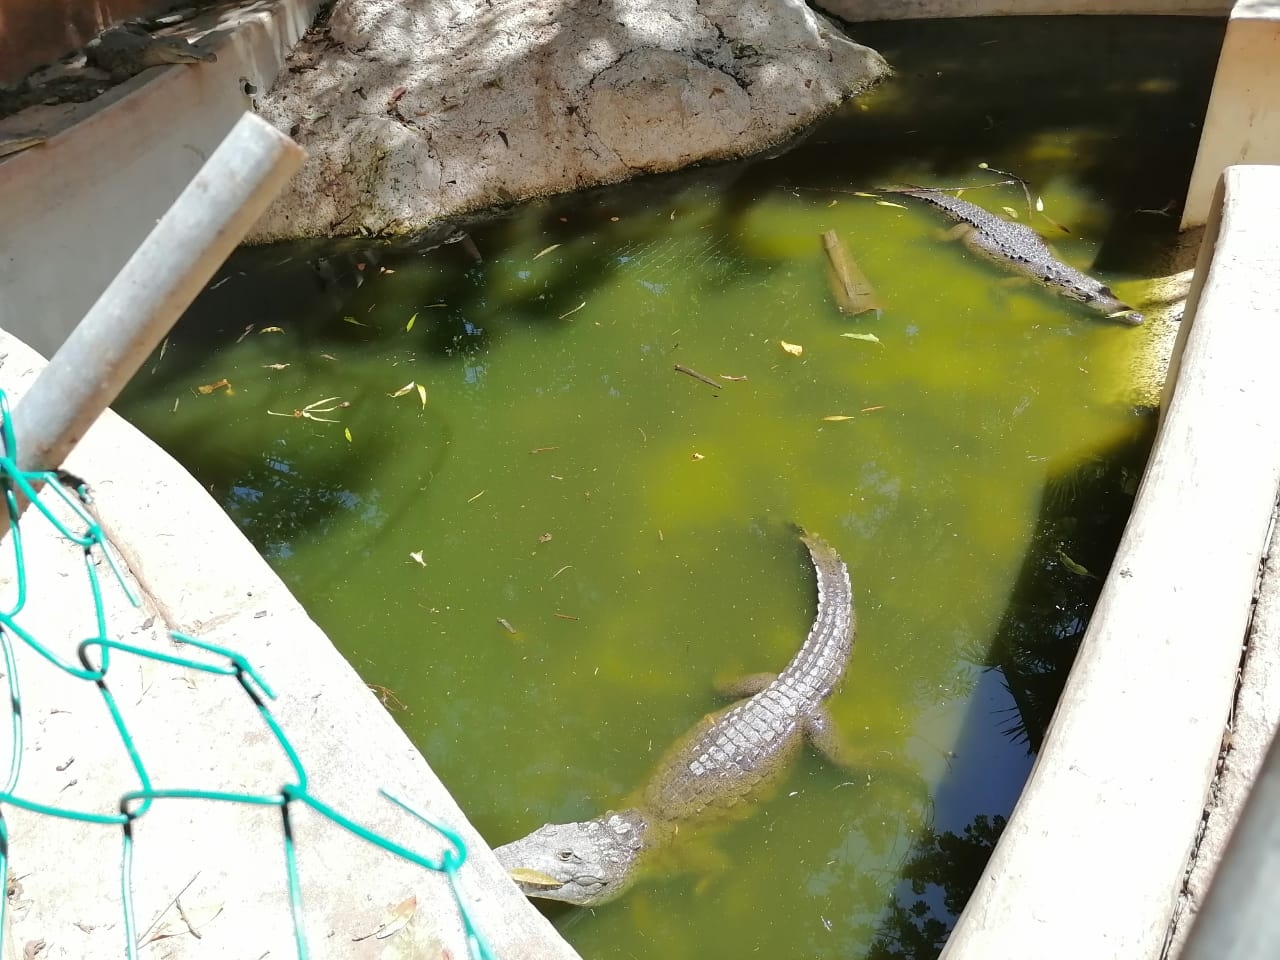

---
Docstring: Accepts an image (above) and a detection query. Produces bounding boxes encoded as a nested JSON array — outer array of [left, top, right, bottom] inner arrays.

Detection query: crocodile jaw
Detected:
[[494, 810, 647, 905]]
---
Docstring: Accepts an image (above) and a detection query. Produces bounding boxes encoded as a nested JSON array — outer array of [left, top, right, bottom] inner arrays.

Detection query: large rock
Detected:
[[248, 0, 889, 241]]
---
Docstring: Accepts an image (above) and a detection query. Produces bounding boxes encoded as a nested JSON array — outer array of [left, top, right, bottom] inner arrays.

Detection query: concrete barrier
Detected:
[[0, 0, 323, 361], [1182, 0, 1280, 228], [938, 164, 1280, 960]]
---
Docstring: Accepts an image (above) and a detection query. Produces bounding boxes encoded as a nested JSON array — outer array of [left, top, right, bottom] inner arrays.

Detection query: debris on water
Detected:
[[554, 613, 580, 621], [532, 243, 561, 261], [691, 452, 705, 461], [841, 333, 882, 345], [405, 312, 417, 331], [409, 551, 426, 567], [674, 363, 722, 391], [821, 230, 881, 317], [235, 325, 254, 343], [780, 340, 804, 357], [195, 379, 232, 396], [558, 302, 586, 320], [550, 565, 572, 580], [861, 405, 885, 413], [342, 316, 367, 326], [262, 363, 290, 370], [822, 415, 855, 422], [260, 326, 285, 334], [497, 618, 519, 636], [720, 374, 748, 381], [467, 490, 486, 503], [1057, 548, 1098, 579], [267, 396, 348, 422], [344, 427, 353, 443], [537, 533, 553, 543], [530, 445, 560, 454]]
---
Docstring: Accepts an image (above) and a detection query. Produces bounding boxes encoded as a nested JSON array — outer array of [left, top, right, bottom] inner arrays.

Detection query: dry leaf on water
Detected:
[[779, 340, 803, 357]]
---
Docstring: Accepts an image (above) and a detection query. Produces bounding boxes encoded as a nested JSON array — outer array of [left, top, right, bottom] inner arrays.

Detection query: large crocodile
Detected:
[[493, 529, 855, 905], [886, 186, 1144, 325]]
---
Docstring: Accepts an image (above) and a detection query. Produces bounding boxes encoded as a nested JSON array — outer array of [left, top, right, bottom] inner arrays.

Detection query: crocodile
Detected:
[[85, 23, 217, 83], [885, 186, 1144, 325], [493, 529, 855, 906]]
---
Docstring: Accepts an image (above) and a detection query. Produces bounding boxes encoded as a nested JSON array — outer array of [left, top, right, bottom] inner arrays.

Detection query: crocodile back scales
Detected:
[[639, 533, 854, 821]]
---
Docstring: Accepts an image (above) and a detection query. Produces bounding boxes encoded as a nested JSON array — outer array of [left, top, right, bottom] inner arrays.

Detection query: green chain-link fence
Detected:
[[0, 389, 495, 960]]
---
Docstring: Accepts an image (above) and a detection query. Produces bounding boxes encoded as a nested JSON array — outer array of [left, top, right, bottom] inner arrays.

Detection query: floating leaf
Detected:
[[822, 230, 881, 316], [342, 316, 367, 326], [532, 243, 561, 261], [406, 312, 417, 332], [320, 353, 337, 361], [389, 381, 416, 398], [260, 326, 284, 334], [852, 191, 879, 198], [262, 363, 290, 370], [1035, 195, 1045, 212], [196, 379, 232, 395], [344, 427, 353, 443], [508, 868, 562, 888], [780, 340, 804, 357], [409, 551, 426, 567], [537, 533, 553, 543], [861, 404, 885, 413], [691, 452, 705, 461], [840, 333, 882, 345], [415, 383, 427, 409], [822, 415, 855, 422], [875, 200, 907, 210], [1057, 548, 1098, 579], [720, 374, 748, 382], [374, 896, 416, 940], [1001, 206, 1019, 219]]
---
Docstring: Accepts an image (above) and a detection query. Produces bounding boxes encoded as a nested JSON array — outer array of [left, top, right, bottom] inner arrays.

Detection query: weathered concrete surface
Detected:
[[815, 0, 1231, 17], [1181, 0, 1280, 228], [0, 0, 321, 362], [0, 330, 582, 958], [938, 164, 1280, 960], [1164, 499, 1280, 957], [247, 0, 890, 241]]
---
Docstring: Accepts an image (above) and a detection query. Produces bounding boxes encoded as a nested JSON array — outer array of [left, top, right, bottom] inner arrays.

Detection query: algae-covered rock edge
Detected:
[[247, 0, 891, 242]]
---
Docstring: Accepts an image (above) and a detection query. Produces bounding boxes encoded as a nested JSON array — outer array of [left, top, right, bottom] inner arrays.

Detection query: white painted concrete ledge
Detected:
[[939, 164, 1280, 960]]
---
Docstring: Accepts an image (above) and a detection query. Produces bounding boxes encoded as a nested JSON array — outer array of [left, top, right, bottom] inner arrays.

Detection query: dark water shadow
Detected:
[[862, 411, 1158, 957]]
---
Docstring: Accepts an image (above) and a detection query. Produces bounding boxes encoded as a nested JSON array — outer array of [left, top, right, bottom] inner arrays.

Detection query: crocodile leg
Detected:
[[804, 708, 880, 770], [712, 672, 776, 698]]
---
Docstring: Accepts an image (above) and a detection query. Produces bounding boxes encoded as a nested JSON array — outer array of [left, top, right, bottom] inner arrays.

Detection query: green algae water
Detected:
[[116, 16, 1220, 959]]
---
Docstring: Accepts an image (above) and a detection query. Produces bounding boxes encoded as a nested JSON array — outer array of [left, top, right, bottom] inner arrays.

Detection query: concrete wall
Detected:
[[0, 0, 319, 361], [1181, 0, 1280, 227], [0, 0, 173, 84]]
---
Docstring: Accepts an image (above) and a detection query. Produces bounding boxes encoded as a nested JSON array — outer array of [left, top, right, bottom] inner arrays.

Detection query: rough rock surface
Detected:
[[249, 0, 889, 241]]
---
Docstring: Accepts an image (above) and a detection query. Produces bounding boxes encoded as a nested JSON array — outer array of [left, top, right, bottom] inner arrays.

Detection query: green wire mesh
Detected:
[[0, 389, 495, 960]]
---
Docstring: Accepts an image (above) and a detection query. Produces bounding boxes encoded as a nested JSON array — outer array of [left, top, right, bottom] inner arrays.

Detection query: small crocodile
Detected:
[[86, 23, 217, 83], [885, 186, 1143, 325], [493, 529, 856, 905]]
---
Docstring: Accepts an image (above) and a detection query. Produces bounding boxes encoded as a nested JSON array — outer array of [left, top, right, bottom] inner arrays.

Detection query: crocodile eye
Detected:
[[557, 850, 574, 862]]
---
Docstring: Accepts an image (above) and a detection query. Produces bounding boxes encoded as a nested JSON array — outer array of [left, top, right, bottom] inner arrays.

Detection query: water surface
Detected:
[[116, 15, 1219, 959]]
